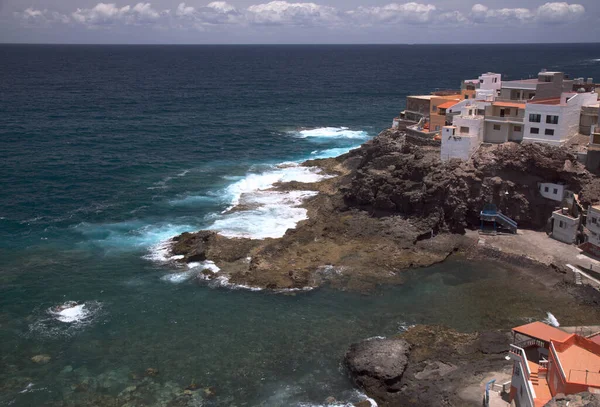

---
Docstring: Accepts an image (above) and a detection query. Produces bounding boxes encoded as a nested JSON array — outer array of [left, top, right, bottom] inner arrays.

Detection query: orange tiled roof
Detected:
[[437, 100, 459, 110], [493, 101, 526, 109], [512, 322, 571, 343]]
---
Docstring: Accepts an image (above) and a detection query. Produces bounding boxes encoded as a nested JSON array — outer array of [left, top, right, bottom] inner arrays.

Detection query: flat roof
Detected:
[[502, 79, 538, 90], [493, 101, 526, 109], [553, 335, 600, 386], [512, 322, 571, 343], [408, 95, 436, 100]]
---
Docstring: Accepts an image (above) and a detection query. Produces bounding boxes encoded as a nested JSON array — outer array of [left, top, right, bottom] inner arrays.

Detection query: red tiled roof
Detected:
[[512, 322, 571, 343], [438, 100, 459, 110]]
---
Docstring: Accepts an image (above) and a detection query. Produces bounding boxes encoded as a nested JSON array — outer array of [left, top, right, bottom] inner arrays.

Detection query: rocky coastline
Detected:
[[165, 127, 600, 292]]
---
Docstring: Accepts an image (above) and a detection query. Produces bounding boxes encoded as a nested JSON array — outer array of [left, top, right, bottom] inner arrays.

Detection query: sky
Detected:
[[1, 0, 599, 44]]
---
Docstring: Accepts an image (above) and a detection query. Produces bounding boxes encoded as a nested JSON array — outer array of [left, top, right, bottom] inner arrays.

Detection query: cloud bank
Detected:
[[13, 1, 588, 30]]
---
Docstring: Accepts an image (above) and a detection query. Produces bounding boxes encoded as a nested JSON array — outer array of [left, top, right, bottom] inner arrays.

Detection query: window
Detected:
[[546, 115, 559, 124], [460, 126, 469, 134], [542, 75, 552, 83], [531, 127, 540, 134], [432, 106, 437, 112], [559, 220, 565, 228], [514, 126, 522, 132], [544, 186, 549, 192], [477, 109, 485, 116], [592, 217, 597, 224], [529, 114, 541, 123], [464, 95, 469, 99], [553, 188, 558, 195], [435, 125, 440, 131], [545, 129, 555, 136], [493, 124, 501, 131]]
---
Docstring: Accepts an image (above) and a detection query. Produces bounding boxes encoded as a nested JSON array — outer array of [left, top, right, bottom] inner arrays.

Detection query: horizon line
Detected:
[[2, 42, 600, 46]]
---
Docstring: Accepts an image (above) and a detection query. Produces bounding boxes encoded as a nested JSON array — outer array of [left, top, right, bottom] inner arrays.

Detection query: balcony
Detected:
[[485, 115, 524, 124]]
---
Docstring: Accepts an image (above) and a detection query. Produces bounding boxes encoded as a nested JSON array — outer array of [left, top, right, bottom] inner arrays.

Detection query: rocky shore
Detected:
[[165, 128, 600, 292]]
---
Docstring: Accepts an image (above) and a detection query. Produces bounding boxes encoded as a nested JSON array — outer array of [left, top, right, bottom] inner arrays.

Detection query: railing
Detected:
[[509, 345, 537, 407], [515, 338, 546, 349], [568, 369, 600, 386], [485, 115, 524, 123]]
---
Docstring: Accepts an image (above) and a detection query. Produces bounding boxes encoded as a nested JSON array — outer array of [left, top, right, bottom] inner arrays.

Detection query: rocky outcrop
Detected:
[[343, 338, 411, 399], [343, 129, 595, 233], [167, 128, 599, 290], [344, 326, 512, 406]]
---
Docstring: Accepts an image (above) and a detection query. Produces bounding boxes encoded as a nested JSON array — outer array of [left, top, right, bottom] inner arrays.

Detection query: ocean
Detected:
[[2, 44, 600, 406]]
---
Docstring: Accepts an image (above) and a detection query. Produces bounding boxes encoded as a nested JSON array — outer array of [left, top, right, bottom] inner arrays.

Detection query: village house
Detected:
[[551, 205, 581, 244], [482, 101, 526, 143], [579, 205, 600, 258], [508, 321, 600, 407], [440, 100, 491, 161], [523, 92, 599, 146], [500, 71, 574, 102], [587, 119, 600, 173]]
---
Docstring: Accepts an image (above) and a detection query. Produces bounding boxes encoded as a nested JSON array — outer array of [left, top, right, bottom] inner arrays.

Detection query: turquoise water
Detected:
[[3, 44, 600, 406]]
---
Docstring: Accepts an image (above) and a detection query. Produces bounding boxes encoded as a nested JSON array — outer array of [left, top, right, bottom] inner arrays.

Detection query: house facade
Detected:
[[500, 71, 574, 102], [483, 101, 526, 143], [523, 92, 599, 146]]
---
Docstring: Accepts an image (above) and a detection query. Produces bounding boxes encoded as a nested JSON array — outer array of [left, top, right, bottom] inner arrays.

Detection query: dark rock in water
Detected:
[[344, 338, 411, 399], [145, 368, 159, 377], [544, 392, 600, 406], [344, 325, 515, 406], [171, 231, 216, 262], [477, 331, 510, 354]]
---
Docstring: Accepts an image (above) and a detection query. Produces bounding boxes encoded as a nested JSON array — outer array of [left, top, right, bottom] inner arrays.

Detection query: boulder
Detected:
[[343, 338, 411, 400]]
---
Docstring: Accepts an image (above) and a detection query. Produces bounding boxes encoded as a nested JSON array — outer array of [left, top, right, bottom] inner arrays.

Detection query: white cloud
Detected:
[[12, 1, 589, 32], [351, 2, 437, 25], [15, 7, 70, 25], [174, 2, 241, 27], [471, 2, 584, 24], [247, 1, 340, 26], [71, 2, 164, 26], [536, 2, 585, 24]]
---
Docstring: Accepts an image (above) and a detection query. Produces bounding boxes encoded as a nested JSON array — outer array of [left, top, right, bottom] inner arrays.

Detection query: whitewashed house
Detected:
[[441, 102, 489, 161], [538, 183, 565, 202], [551, 207, 580, 244], [523, 92, 599, 146]]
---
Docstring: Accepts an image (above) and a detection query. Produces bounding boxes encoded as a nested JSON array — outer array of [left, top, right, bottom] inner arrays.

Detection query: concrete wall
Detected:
[[441, 115, 483, 161], [580, 105, 599, 135], [552, 211, 580, 244], [500, 88, 536, 101], [510, 362, 533, 407], [539, 183, 565, 201], [484, 121, 510, 143]]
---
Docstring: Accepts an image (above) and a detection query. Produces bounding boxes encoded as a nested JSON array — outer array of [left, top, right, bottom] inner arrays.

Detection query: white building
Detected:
[[523, 92, 599, 146], [441, 103, 486, 161], [478, 72, 502, 92], [586, 205, 600, 246], [551, 207, 580, 244], [539, 182, 565, 202]]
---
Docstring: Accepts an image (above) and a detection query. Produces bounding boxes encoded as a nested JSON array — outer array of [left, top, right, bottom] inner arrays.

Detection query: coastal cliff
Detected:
[[166, 128, 600, 291]]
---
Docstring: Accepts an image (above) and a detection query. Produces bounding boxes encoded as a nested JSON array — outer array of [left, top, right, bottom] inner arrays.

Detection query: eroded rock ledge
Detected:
[[167, 129, 600, 291], [344, 325, 511, 407]]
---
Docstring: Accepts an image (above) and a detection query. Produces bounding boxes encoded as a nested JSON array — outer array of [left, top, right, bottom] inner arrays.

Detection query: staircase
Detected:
[[480, 204, 518, 234], [527, 361, 552, 407], [495, 212, 518, 233]]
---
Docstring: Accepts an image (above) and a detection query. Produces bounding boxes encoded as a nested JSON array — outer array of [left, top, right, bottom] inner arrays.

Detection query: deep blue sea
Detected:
[[2, 44, 600, 406]]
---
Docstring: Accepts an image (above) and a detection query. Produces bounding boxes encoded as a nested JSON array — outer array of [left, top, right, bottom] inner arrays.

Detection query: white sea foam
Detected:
[[28, 301, 103, 338], [204, 162, 327, 239], [294, 127, 369, 140], [544, 312, 560, 327], [161, 261, 221, 284], [223, 164, 327, 208]]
